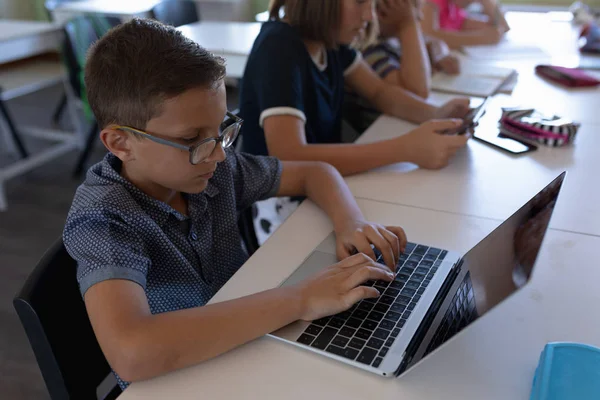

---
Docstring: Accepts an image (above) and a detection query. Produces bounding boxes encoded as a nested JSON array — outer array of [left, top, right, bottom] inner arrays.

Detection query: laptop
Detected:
[[270, 172, 566, 377]]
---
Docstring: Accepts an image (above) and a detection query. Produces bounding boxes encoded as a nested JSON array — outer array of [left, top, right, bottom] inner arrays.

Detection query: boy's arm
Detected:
[[85, 254, 394, 382], [276, 161, 407, 269]]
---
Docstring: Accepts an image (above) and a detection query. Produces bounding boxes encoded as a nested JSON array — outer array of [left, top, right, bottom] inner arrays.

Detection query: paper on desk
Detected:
[[464, 43, 550, 60], [431, 63, 517, 97]]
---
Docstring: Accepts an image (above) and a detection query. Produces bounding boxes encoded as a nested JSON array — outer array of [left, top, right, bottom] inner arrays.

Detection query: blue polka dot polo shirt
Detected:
[[63, 150, 282, 389]]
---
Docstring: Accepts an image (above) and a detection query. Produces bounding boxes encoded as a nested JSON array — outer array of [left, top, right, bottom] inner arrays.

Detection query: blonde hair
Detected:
[[353, 17, 380, 52], [268, 0, 342, 48]]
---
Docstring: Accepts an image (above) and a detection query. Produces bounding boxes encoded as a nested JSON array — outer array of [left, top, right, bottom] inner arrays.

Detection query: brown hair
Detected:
[[84, 18, 226, 130], [268, 0, 342, 48]]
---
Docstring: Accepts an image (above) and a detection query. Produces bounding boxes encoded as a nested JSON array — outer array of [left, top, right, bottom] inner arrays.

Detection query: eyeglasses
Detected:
[[114, 111, 242, 165]]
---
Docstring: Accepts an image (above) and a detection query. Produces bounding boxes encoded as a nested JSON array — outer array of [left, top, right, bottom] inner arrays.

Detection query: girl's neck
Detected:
[[303, 39, 325, 62]]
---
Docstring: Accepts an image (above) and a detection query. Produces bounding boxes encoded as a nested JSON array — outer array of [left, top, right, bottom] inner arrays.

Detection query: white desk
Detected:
[[0, 21, 76, 211], [117, 198, 600, 400], [50, 0, 250, 25], [50, 0, 161, 24], [0, 20, 62, 64], [178, 21, 260, 79], [345, 93, 600, 237]]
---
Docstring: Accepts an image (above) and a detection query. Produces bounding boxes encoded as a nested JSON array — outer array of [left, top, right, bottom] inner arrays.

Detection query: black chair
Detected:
[[13, 239, 121, 400], [44, 0, 83, 127], [151, 0, 200, 27], [59, 15, 121, 177]]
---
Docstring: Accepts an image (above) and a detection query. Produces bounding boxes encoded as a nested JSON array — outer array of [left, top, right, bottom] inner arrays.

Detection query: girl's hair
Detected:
[[353, 14, 380, 52], [268, 0, 342, 48]]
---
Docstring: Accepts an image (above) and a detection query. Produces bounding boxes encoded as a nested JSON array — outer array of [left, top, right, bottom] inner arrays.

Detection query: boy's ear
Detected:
[[100, 127, 136, 162]]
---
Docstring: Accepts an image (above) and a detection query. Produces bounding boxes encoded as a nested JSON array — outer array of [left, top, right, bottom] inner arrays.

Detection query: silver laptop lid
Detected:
[[403, 172, 567, 372]]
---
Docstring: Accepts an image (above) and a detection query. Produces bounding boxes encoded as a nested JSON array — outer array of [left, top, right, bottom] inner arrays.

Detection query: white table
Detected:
[[0, 20, 63, 64], [117, 197, 600, 400], [50, 0, 251, 25], [50, 0, 161, 24], [0, 21, 77, 211], [345, 93, 600, 237], [178, 21, 260, 79]]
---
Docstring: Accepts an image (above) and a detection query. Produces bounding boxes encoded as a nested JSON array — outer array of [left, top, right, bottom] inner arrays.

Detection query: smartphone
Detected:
[[442, 97, 491, 136], [473, 130, 538, 154]]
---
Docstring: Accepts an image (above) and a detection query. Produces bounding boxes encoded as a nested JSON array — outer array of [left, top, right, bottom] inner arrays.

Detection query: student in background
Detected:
[[346, 0, 461, 132], [240, 0, 472, 241], [421, 0, 510, 48]]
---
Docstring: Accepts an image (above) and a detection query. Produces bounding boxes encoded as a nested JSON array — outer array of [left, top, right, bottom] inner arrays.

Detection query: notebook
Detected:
[[431, 63, 517, 97]]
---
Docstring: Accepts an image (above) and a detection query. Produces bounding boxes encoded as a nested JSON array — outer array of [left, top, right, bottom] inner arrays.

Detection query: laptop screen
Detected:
[[462, 172, 565, 316], [417, 173, 566, 361]]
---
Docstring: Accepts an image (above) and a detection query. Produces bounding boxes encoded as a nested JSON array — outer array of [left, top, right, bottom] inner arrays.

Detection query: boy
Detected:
[[63, 19, 407, 389]]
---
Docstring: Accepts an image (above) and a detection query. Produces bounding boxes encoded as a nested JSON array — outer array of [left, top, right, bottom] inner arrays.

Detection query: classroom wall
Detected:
[[0, 0, 40, 20]]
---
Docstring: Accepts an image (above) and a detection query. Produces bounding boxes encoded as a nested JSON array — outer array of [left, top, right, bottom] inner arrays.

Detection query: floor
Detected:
[[0, 83, 239, 399]]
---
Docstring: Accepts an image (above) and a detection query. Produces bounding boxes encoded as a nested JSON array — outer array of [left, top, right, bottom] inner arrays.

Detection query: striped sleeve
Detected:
[[361, 41, 402, 79]]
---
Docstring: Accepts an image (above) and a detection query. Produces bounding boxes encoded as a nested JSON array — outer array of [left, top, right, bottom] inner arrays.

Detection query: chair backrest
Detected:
[[151, 0, 200, 27], [13, 239, 119, 400], [61, 15, 121, 119]]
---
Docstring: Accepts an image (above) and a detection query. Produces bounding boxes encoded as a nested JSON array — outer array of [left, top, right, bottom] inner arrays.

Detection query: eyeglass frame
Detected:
[[113, 111, 243, 165]]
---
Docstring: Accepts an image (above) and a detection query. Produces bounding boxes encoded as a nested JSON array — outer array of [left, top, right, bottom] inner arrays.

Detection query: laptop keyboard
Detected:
[[424, 272, 478, 356], [296, 242, 447, 369]]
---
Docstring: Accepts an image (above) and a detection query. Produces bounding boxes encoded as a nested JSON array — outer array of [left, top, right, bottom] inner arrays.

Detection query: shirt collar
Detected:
[[94, 153, 220, 226]]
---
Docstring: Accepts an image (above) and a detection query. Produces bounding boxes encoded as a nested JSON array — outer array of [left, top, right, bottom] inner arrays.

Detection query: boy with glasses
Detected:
[[63, 19, 407, 389]]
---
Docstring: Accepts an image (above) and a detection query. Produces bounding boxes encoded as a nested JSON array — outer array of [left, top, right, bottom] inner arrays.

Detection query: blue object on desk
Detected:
[[530, 342, 600, 400]]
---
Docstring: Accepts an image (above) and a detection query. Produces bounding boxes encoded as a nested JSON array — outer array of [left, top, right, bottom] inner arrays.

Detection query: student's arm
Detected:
[[479, 0, 510, 32], [84, 254, 393, 382], [344, 59, 469, 123], [378, 0, 432, 98], [277, 161, 407, 268], [421, 3, 503, 48], [263, 116, 469, 175]]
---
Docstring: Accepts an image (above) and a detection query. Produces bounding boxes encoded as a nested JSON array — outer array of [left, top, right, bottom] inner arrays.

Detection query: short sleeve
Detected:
[[338, 45, 361, 76], [362, 42, 401, 79], [250, 36, 307, 127], [227, 149, 283, 211], [63, 209, 151, 296]]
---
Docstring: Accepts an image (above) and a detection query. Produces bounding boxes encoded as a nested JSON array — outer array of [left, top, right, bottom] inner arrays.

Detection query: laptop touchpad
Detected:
[[280, 251, 339, 288]]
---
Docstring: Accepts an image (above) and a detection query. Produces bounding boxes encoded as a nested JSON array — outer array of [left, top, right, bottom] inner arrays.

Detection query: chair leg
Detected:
[[52, 93, 68, 127], [73, 122, 99, 177], [238, 206, 260, 256], [0, 98, 28, 158]]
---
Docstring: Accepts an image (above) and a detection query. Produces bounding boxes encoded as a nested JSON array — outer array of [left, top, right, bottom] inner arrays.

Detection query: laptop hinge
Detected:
[[394, 258, 463, 376]]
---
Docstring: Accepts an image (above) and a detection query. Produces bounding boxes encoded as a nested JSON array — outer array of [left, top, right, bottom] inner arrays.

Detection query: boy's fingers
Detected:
[[364, 225, 396, 269], [339, 252, 373, 268], [383, 226, 406, 254], [351, 234, 378, 262], [344, 265, 394, 291], [343, 286, 380, 308]]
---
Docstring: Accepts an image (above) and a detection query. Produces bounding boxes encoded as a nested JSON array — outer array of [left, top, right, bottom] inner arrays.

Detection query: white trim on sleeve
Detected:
[[343, 51, 363, 77], [259, 107, 307, 128]]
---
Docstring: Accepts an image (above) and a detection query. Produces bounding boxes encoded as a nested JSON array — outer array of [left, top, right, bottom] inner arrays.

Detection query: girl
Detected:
[[239, 0, 471, 241]]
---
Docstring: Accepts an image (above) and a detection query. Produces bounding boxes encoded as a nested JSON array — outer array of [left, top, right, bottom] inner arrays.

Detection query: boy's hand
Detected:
[[335, 220, 407, 270], [434, 98, 471, 119], [377, 0, 420, 32], [399, 119, 470, 169], [293, 253, 396, 321]]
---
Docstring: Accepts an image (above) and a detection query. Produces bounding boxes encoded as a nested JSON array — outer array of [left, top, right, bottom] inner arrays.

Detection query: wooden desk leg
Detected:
[[0, 97, 28, 158]]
